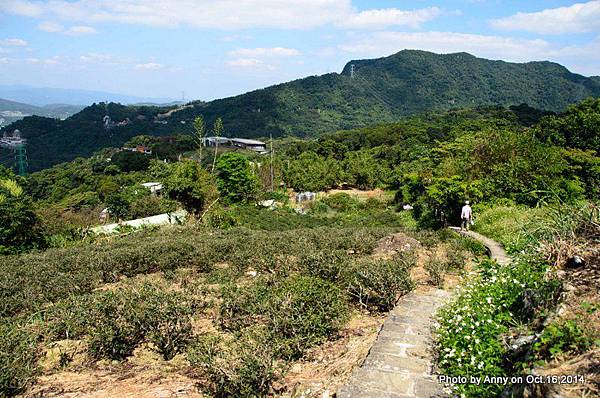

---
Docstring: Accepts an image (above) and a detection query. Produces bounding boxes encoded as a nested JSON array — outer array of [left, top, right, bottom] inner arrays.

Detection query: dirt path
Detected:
[[338, 229, 511, 398]]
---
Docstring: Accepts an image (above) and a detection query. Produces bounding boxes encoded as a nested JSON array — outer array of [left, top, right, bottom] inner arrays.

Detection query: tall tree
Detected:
[[0, 178, 45, 254], [193, 116, 206, 163], [215, 152, 259, 203], [212, 117, 224, 174]]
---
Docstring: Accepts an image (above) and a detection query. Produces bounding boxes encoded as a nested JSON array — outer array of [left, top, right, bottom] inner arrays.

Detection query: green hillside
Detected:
[[0, 98, 82, 127], [2, 50, 600, 171]]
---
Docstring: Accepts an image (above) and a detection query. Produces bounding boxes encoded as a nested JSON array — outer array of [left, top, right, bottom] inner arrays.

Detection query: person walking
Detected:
[[461, 200, 473, 231]]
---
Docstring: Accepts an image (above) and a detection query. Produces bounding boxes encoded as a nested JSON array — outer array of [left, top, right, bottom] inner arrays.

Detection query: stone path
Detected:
[[338, 288, 450, 398], [338, 230, 510, 398], [450, 227, 512, 266]]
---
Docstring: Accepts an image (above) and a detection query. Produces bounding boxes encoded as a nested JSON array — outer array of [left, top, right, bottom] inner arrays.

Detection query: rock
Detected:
[[565, 255, 585, 269]]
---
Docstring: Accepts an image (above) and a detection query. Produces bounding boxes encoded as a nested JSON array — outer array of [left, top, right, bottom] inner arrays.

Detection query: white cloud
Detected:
[[135, 62, 163, 70], [0, 0, 41, 17], [0, 0, 441, 30], [38, 21, 97, 35], [228, 47, 300, 57], [337, 7, 441, 29], [80, 53, 114, 63], [65, 25, 98, 36], [0, 57, 9, 64], [1, 38, 27, 46], [25, 57, 61, 65], [490, 1, 600, 34], [38, 21, 64, 32], [226, 58, 274, 70], [339, 31, 553, 63]]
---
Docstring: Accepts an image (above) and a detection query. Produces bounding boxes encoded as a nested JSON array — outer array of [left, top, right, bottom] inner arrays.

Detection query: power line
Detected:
[[353, 72, 395, 110]]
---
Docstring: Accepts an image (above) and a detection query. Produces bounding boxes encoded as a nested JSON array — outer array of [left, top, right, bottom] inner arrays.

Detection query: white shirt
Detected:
[[461, 205, 472, 219]]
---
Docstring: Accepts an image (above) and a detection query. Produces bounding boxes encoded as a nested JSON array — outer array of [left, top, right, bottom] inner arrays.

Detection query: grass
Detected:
[[472, 204, 546, 253]]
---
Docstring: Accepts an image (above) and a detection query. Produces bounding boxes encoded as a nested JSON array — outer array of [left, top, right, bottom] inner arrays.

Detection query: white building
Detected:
[[202, 137, 267, 154]]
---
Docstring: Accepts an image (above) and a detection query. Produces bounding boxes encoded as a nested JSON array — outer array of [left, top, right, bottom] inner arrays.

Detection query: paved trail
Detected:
[[338, 229, 510, 398], [457, 229, 511, 266]]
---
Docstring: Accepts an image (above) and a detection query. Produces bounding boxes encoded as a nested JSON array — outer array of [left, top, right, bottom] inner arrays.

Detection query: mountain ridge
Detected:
[[0, 98, 83, 127], [2, 50, 599, 172], [0, 85, 177, 107]]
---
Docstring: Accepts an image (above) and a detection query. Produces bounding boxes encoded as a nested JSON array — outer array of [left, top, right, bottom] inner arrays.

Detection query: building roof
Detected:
[[141, 182, 163, 188], [231, 138, 266, 146]]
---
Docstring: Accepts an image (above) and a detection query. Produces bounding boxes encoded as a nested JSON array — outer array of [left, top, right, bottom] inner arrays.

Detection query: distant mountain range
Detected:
[[0, 98, 84, 127], [0, 85, 177, 107], [1, 50, 599, 172]]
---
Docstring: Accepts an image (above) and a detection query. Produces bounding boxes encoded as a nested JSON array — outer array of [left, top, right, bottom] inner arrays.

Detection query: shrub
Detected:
[[204, 206, 240, 229], [44, 284, 195, 361], [434, 258, 555, 397], [345, 254, 415, 311], [446, 245, 467, 270], [321, 193, 360, 212], [268, 275, 348, 359], [85, 291, 145, 360], [0, 320, 38, 397], [297, 250, 349, 282], [188, 333, 279, 398], [219, 275, 349, 360], [425, 253, 446, 287], [129, 196, 177, 219], [137, 285, 195, 360], [533, 319, 594, 361]]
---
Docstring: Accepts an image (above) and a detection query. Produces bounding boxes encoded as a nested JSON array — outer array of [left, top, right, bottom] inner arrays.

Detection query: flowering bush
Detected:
[[434, 257, 553, 397]]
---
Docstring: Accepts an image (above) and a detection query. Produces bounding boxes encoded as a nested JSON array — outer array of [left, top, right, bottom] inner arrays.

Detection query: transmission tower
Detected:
[[350, 64, 355, 79], [14, 144, 27, 176]]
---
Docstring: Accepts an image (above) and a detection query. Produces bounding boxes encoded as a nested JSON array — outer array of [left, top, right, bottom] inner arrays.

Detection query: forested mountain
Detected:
[[2, 50, 600, 171], [0, 98, 82, 127]]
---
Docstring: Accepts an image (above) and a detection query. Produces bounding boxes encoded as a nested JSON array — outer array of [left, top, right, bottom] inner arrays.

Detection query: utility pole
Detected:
[[270, 133, 274, 192], [350, 64, 355, 79]]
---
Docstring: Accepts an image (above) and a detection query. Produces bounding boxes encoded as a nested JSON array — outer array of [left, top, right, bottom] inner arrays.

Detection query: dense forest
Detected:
[[2, 98, 598, 255], [2, 50, 600, 171]]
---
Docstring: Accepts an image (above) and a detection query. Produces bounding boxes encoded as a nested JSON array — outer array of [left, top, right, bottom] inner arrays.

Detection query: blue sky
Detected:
[[0, 0, 599, 101]]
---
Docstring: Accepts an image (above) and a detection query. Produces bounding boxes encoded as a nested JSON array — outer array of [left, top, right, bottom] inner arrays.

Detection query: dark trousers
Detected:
[[461, 217, 470, 230]]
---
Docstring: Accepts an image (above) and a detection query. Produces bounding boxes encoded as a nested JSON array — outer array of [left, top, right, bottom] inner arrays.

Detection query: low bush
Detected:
[[434, 257, 558, 397], [220, 275, 348, 360], [43, 283, 195, 361], [321, 193, 360, 212], [268, 275, 349, 359], [424, 253, 446, 287], [0, 319, 38, 397], [446, 245, 467, 270], [188, 333, 279, 398], [86, 290, 146, 360], [533, 319, 594, 361], [345, 254, 415, 311], [297, 250, 349, 282]]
